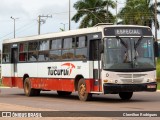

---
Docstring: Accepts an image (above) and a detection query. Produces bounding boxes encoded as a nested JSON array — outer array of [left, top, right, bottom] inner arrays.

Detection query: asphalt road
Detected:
[[0, 88, 160, 119]]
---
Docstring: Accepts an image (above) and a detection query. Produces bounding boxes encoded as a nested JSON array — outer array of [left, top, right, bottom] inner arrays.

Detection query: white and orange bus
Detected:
[[1, 24, 158, 101]]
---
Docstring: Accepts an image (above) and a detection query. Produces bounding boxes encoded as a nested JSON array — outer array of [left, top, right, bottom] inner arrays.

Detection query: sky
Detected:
[[0, 0, 79, 49], [0, 0, 160, 49]]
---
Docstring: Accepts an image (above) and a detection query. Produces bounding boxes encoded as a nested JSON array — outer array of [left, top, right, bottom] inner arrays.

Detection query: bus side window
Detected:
[[19, 53, 27, 61], [19, 43, 28, 62], [2, 44, 10, 63], [38, 40, 49, 61], [49, 39, 62, 60], [28, 42, 38, 61], [28, 52, 38, 61], [62, 37, 75, 60], [75, 36, 87, 59]]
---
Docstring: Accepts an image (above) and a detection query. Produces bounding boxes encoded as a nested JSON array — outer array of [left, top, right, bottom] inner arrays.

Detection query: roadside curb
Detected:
[[0, 87, 10, 88], [157, 90, 160, 92]]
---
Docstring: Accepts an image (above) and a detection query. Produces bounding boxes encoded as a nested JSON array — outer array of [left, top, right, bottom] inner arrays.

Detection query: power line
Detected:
[[16, 22, 37, 35], [0, 20, 37, 40], [0, 4, 159, 40], [0, 32, 13, 40], [16, 21, 37, 34], [15, 20, 37, 32]]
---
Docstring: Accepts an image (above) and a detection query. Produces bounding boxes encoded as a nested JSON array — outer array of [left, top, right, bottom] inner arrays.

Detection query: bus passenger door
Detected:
[[11, 47, 18, 77], [90, 40, 101, 92]]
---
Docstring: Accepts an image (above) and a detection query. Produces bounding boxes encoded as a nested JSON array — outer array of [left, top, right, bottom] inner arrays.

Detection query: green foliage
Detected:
[[72, 0, 116, 28], [118, 0, 160, 29], [157, 58, 160, 80], [0, 79, 2, 86], [157, 83, 160, 90]]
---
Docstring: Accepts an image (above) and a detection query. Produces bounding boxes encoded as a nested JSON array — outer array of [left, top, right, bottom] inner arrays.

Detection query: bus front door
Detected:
[[90, 40, 101, 92]]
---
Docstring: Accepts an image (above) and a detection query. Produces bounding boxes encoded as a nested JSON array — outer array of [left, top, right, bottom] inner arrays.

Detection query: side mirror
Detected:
[[154, 41, 159, 57], [99, 43, 104, 53]]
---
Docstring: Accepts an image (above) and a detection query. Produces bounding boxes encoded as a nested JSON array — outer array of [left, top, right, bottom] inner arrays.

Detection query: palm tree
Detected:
[[141, 0, 160, 29], [72, 0, 116, 28], [118, 0, 160, 29]]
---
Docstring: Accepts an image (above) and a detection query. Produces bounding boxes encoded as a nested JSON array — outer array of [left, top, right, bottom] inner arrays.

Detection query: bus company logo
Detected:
[[48, 63, 75, 76], [61, 63, 75, 75]]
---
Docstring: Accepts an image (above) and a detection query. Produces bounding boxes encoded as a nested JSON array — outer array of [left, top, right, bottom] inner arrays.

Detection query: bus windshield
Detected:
[[103, 37, 155, 71]]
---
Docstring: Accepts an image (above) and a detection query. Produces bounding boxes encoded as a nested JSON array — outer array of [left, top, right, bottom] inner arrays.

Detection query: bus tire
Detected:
[[78, 78, 92, 101], [119, 92, 133, 100], [57, 91, 72, 96], [34, 89, 41, 96], [24, 78, 35, 96]]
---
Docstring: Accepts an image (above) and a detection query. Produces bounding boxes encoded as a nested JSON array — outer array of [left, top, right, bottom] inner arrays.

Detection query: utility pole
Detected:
[[155, 0, 157, 41], [69, 0, 71, 30], [10, 16, 19, 38], [116, 0, 118, 24], [38, 15, 52, 35]]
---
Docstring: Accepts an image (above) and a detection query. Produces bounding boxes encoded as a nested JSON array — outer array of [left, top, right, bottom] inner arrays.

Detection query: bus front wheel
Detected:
[[119, 92, 133, 100], [24, 78, 40, 96], [78, 78, 92, 101]]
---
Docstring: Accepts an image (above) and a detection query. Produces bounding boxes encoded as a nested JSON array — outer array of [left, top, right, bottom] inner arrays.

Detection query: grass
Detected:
[[157, 58, 160, 80], [0, 78, 4, 87], [157, 83, 160, 90], [0, 78, 3, 86], [157, 58, 160, 90]]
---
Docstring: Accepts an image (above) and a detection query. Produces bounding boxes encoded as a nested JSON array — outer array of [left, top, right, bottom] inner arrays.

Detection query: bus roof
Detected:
[[3, 25, 151, 44]]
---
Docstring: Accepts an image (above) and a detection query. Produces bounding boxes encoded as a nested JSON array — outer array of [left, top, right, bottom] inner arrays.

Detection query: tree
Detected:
[[72, 0, 116, 28], [118, 0, 160, 29]]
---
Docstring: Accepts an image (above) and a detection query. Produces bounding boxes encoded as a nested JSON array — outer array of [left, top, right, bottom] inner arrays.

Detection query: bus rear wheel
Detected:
[[78, 78, 92, 101], [119, 92, 133, 100], [24, 78, 40, 96], [57, 91, 72, 96]]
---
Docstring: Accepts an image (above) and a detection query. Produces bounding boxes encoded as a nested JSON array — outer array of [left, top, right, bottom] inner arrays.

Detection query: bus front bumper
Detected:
[[103, 82, 157, 94]]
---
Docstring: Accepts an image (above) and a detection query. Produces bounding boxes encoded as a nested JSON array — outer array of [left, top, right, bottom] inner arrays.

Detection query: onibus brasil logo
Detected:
[[48, 63, 75, 76]]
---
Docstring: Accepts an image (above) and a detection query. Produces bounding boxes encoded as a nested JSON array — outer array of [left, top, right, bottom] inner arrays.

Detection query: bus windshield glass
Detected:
[[103, 37, 155, 70]]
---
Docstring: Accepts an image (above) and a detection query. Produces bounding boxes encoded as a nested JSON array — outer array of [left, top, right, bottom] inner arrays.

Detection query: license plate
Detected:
[[147, 85, 156, 89]]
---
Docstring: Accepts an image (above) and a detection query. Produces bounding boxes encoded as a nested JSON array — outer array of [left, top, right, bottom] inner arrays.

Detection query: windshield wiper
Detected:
[[134, 36, 143, 49], [133, 36, 143, 68], [116, 36, 128, 48], [134, 36, 143, 59]]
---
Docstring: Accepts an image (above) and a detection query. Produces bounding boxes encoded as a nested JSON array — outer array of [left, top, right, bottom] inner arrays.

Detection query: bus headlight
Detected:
[[147, 79, 155, 82], [103, 79, 108, 83]]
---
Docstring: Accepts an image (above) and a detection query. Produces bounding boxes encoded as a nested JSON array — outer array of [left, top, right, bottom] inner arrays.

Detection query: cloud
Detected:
[[0, 0, 29, 19], [0, 0, 79, 37], [0, 0, 73, 20]]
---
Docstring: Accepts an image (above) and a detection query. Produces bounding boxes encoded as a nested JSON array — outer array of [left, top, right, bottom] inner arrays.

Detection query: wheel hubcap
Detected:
[[80, 84, 86, 96], [25, 82, 29, 94]]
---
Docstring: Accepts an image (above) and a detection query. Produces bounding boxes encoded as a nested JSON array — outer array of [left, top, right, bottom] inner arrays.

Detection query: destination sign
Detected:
[[104, 27, 152, 36], [115, 29, 142, 36]]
